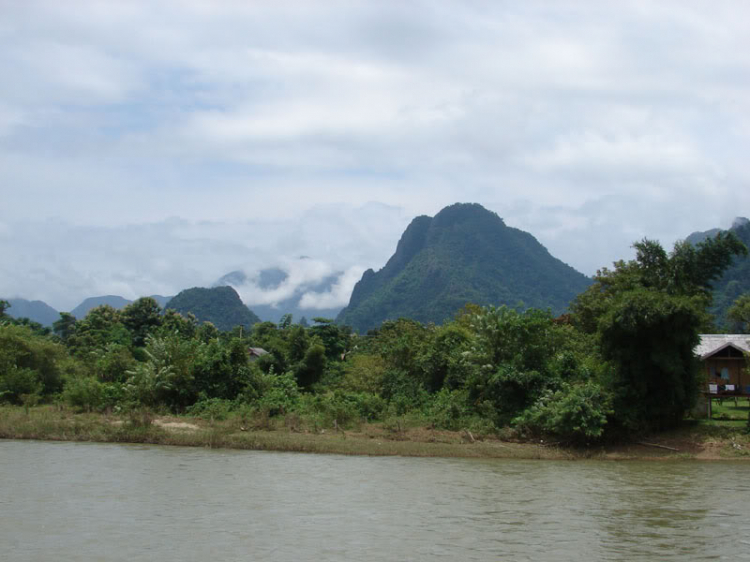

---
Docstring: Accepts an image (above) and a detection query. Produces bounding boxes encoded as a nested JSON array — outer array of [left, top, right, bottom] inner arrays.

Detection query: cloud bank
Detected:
[[1, 1, 749, 310]]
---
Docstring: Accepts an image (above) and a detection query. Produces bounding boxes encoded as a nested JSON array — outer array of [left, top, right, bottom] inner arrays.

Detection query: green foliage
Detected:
[[299, 390, 385, 428], [94, 344, 135, 382], [599, 290, 704, 432], [417, 324, 472, 391], [121, 297, 162, 346], [53, 312, 77, 341], [515, 382, 612, 442], [66, 305, 131, 356], [571, 235, 747, 433], [186, 397, 236, 421], [256, 371, 301, 416], [63, 376, 106, 412], [428, 388, 471, 430], [294, 342, 327, 389], [0, 367, 42, 404], [728, 294, 750, 333], [0, 324, 64, 401], [340, 353, 386, 393]]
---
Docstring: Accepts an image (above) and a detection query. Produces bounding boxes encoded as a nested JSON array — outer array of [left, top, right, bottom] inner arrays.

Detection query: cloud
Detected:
[[0, 204, 411, 311], [1, 1, 749, 307], [298, 266, 367, 310]]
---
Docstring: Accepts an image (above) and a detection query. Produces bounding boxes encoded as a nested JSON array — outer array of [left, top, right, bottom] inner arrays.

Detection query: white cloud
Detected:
[[1, 1, 749, 307], [298, 266, 367, 310]]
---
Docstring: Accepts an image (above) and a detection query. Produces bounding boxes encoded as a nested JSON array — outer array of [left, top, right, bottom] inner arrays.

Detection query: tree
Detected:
[[598, 289, 704, 431], [0, 300, 9, 318], [571, 234, 747, 433], [67, 305, 130, 356], [53, 312, 77, 342], [121, 297, 162, 347], [728, 294, 750, 333], [295, 341, 327, 389]]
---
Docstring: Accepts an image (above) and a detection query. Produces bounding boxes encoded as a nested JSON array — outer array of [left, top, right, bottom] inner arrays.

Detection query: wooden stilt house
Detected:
[[697, 335, 750, 394]]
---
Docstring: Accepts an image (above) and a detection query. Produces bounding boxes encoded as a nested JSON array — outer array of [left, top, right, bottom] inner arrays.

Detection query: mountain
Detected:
[[165, 286, 261, 331], [3, 298, 59, 327], [336, 203, 592, 333], [71, 295, 133, 319], [686, 217, 750, 328], [214, 264, 344, 323], [150, 295, 172, 309]]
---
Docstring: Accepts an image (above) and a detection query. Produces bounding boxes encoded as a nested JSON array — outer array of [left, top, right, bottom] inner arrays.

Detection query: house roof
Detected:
[[248, 347, 269, 356], [696, 335, 750, 359]]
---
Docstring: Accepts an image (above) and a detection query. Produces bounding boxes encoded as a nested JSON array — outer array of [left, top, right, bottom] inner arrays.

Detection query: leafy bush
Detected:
[[428, 388, 470, 430], [466, 364, 550, 425], [186, 397, 236, 421], [515, 382, 613, 442], [256, 371, 301, 416], [63, 377, 106, 412], [0, 367, 42, 404]]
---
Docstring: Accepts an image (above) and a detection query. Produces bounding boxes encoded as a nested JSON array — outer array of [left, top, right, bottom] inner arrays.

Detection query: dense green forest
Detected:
[[1, 231, 748, 443], [337, 203, 592, 333]]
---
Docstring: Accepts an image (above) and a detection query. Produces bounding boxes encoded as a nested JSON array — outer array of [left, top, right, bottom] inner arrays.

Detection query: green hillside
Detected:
[[165, 286, 260, 331], [699, 219, 750, 328], [337, 203, 591, 332]]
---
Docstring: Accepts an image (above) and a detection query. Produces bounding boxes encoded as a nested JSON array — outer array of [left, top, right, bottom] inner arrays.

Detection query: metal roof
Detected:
[[696, 334, 750, 359]]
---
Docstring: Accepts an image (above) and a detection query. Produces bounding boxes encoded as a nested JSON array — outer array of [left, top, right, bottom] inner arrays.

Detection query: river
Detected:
[[1, 440, 749, 561]]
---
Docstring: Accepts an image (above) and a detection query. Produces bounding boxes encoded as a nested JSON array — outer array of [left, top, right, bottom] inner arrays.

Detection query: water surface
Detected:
[[2, 440, 749, 561]]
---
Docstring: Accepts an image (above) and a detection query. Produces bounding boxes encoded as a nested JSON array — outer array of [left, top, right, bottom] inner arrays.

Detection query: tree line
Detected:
[[1, 232, 748, 442]]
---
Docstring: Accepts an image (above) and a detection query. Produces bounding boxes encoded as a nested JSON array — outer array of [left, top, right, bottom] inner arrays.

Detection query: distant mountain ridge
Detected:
[[70, 295, 172, 319], [3, 298, 59, 327], [337, 203, 592, 333]]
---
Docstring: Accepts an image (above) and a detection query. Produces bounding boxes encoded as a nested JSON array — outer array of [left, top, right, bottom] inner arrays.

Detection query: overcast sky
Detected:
[[1, 1, 749, 312]]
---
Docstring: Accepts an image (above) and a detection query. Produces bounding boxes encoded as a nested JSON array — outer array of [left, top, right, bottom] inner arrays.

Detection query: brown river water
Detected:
[[1, 440, 749, 561]]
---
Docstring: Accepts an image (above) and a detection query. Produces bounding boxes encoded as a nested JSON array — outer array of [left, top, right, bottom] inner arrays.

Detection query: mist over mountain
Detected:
[[214, 260, 352, 323], [3, 298, 59, 327], [166, 286, 260, 331], [337, 203, 592, 333], [685, 217, 750, 327]]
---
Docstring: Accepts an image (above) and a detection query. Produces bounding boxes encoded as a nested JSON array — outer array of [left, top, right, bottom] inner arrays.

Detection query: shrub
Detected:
[[186, 397, 236, 421], [515, 381, 613, 442], [256, 371, 301, 416], [428, 388, 470, 430], [0, 367, 41, 404], [63, 376, 106, 412]]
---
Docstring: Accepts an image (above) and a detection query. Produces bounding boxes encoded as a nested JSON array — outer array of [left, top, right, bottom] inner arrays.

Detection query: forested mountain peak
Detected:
[[337, 202, 591, 333], [165, 286, 260, 331]]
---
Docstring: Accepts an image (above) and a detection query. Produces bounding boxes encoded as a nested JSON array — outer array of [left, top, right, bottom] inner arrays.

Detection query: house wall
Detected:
[[704, 357, 748, 391]]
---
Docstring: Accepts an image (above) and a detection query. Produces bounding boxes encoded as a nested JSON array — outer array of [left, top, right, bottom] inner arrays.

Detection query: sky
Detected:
[[1, 0, 749, 312]]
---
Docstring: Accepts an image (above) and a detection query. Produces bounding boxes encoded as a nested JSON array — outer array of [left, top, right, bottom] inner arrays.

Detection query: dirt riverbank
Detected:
[[1, 406, 748, 461]]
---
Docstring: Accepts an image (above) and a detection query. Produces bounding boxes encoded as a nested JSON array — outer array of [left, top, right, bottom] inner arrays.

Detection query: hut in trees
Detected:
[[248, 347, 269, 361], [697, 335, 750, 393]]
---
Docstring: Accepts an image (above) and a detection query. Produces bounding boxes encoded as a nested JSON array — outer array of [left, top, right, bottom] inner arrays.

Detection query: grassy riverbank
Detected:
[[2, 405, 749, 460]]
